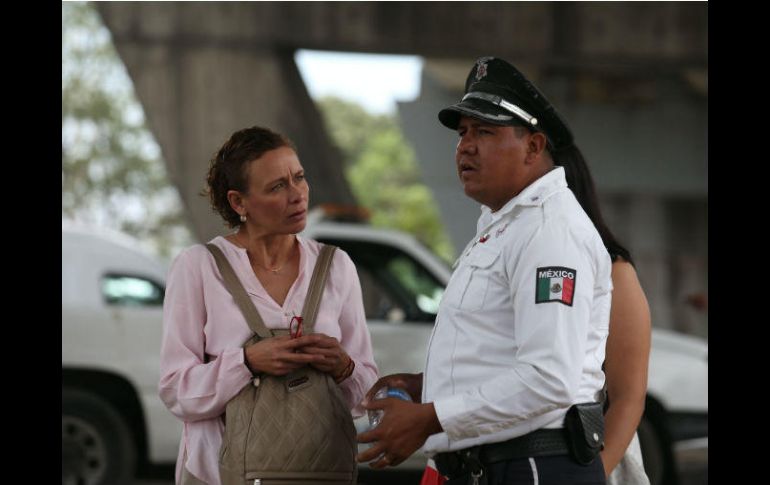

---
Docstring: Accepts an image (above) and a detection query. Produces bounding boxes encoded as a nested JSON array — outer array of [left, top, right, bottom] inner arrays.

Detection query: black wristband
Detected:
[[243, 348, 257, 375]]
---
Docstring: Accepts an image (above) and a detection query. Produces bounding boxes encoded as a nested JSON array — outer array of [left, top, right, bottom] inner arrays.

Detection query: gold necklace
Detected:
[[236, 232, 289, 275], [254, 261, 284, 274]]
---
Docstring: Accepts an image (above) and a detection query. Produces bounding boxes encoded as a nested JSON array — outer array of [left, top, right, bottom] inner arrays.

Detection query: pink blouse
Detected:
[[159, 236, 378, 485]]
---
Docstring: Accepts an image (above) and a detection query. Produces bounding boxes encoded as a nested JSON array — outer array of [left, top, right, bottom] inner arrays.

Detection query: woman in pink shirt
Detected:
[[159, 126, 378, 485]]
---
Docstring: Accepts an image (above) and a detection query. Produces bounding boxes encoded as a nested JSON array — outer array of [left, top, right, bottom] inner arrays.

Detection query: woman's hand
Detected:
[[295, 333, 350, 375], [243, 335, 325, 376]]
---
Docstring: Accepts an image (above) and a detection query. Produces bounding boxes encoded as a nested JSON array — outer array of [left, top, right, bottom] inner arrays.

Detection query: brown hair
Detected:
[[205, 126, 296, 228]]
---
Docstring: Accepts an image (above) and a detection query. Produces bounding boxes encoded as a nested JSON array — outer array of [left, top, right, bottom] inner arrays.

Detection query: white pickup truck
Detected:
[[62, 213, 707, 485]]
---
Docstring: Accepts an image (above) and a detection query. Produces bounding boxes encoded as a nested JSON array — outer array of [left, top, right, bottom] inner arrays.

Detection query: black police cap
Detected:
[[438, 57, 574, 150]]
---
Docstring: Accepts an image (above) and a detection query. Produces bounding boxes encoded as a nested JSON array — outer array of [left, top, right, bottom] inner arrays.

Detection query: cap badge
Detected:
[[475, 59, 489, 81]]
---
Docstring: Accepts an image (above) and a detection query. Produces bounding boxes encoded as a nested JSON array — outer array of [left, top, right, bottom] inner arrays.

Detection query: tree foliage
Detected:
[[62, 2, 452, 262], [317, 97, 455, 262], [62, 1, 193, 258]]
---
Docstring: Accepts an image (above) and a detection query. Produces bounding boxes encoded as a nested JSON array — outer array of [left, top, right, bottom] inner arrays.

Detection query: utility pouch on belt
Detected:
[[563, 402, 604, 465]]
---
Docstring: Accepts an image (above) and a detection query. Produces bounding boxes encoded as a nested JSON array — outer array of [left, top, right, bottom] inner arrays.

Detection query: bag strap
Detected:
[[205, 242, 337, 340], [205, 243, 273, 340], [299, 244, 337, 333]]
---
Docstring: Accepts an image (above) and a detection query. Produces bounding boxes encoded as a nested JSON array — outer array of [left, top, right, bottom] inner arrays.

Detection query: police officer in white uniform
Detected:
[[356, 57, 613, 485]]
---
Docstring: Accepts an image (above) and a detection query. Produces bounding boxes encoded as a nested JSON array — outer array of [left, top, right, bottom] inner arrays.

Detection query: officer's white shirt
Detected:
[[422, 166, 613, 455]]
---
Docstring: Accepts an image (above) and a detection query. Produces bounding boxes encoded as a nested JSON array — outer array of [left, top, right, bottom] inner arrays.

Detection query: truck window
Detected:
[[101, 274, 164, 306], [316, 239, 444, 322]]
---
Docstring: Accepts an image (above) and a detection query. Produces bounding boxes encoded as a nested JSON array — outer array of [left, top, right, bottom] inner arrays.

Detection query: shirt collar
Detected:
[[477, 166, 569, 233]]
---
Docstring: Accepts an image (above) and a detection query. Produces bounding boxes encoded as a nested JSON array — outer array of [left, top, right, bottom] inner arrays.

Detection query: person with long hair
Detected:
[[556, 144, 652, 484]]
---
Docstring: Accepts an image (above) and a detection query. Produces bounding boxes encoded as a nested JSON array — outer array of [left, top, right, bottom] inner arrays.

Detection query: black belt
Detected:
[[434, 428, 569, 479]]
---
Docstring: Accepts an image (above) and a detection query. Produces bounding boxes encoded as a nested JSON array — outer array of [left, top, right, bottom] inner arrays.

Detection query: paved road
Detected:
[[135, 444, 708, 485], [134, 459, 707, 485], [134, 469, 420, 485]]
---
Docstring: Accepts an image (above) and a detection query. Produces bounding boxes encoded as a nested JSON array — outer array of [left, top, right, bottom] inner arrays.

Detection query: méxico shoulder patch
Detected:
[[535, 266, 576, 306]]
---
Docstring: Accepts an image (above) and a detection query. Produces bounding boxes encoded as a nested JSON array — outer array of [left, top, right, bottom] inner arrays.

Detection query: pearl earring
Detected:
[[240, 214, 247, 223]]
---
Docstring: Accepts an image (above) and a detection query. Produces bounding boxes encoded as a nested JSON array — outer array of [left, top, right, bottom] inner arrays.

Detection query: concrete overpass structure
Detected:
[[97, 2, 707, 335]]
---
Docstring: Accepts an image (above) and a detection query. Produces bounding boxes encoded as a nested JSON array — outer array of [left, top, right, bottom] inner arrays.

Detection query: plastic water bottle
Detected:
[[367, 386, 413, 430]]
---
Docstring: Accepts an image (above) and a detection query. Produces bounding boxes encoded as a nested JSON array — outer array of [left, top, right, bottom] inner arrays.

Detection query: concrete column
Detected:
[[97, 3, 354, 243], [602, 193, 708, 336], [668, 199, 708, 338], [618, 195, 675, 331]]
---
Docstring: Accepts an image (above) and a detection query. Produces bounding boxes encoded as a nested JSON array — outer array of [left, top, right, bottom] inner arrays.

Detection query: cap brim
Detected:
[[438, 97, 519, 130]]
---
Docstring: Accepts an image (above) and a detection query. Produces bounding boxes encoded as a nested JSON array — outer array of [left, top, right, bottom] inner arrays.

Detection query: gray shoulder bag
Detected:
[[205, 243, 357, 485]]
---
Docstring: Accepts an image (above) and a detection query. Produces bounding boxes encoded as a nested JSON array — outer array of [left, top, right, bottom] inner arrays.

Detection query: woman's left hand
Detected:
[[296, 333, 350, 375]]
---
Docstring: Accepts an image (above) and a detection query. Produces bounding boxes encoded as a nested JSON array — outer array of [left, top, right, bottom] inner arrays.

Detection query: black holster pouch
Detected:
[[563, 402, 605, 465], [434, 447, 486, 485]]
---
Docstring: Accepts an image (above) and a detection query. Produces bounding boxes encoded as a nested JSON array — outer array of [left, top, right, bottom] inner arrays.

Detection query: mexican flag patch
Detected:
[[536, 266, 576, 306]]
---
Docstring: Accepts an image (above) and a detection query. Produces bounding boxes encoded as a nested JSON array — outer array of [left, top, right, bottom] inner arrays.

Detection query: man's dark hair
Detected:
[[205, 126, 296, 228]]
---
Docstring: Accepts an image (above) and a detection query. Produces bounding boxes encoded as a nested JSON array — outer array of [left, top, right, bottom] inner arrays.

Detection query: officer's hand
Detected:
[[363, 373, 423, 404], [355, 399, 442, 469]]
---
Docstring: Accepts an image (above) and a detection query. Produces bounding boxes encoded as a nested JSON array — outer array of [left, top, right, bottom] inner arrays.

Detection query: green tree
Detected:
[[62, 1, 452, 262], [62, 1, 193, 259], [317, 97, 455, 262]]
